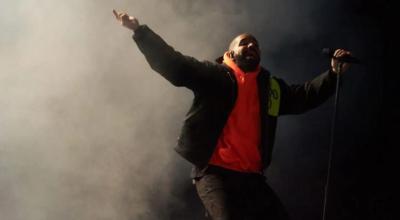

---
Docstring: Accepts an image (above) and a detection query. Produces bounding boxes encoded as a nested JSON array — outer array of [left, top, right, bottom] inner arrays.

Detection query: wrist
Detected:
[[132, 24, 139, 32], [132, 25, 147, 40]]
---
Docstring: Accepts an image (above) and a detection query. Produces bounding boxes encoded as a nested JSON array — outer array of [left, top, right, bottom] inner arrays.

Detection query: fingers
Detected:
[[334, 49, 344, 58], [333, 49, 351, 59], [112, 9, 119, 19], [113, 9, 124, 21], [331, 49, 352, 74], [112, 9, 129, 22], [112, 10, 139, 31]]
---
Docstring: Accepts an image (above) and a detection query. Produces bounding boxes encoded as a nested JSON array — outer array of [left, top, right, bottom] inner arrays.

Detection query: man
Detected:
[[113, 9, 351, 220]]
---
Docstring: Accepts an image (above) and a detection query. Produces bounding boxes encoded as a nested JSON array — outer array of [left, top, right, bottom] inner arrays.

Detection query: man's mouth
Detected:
[[244, 50, 258, 59]]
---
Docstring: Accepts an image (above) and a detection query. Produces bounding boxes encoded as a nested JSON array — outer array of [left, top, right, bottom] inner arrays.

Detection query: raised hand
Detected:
[[113, 9, 139, 31]]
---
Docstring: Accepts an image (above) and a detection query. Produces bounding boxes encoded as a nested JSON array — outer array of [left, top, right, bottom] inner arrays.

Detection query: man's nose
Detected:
[[248, 43, 257, 50]]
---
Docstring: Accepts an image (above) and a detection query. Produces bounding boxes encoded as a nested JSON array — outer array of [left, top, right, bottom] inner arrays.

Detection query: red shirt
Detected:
[[209, 53, 262, 173]]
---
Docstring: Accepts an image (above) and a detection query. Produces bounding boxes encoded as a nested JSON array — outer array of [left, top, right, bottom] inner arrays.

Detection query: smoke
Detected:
[[1, 0, 383, 219]]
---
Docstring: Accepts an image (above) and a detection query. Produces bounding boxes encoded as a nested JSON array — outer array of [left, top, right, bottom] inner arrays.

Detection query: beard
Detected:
[[234, 54, 260, 72]]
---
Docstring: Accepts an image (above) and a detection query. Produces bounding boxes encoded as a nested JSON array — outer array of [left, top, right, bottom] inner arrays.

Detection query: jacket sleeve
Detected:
[[132, 25, 219, 90], [278, 69, 338, 115]]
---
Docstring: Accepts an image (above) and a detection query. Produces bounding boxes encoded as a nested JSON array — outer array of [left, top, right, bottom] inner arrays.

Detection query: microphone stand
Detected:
[[322, 63, 343, 220]]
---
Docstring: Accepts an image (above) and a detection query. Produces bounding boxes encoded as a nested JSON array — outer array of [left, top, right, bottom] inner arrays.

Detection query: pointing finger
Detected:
[[112, 9, 119, 19]]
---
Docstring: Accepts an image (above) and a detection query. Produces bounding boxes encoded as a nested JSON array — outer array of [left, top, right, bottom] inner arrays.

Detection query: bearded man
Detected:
[[113, 9, 351, 220]]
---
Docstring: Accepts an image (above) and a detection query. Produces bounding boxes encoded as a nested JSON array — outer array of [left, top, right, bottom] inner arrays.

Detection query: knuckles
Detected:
[[333, 49, 351, 58]]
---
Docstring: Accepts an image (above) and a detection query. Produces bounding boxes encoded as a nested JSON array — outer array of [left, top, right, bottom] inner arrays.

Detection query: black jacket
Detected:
[[133, 25, 337, 177]]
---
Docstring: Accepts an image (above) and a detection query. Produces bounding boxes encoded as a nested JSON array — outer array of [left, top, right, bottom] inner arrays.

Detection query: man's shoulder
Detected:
[[200, 60, 232, 75]]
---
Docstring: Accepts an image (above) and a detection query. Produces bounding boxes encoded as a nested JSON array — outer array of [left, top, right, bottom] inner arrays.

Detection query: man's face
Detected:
[[229, 34, 261, 72]]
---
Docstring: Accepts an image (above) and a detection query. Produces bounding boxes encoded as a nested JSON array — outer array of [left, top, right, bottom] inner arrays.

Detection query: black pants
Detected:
[[194, 166, 290, 220]]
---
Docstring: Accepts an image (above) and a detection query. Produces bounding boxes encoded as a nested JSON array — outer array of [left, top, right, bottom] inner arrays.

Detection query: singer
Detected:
[[113, 10, 351, 220]]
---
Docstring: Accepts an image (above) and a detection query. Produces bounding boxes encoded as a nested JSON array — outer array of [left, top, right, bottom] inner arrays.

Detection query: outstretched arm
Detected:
[[278, 49, 352, 115], [112, 10, 221, 90]]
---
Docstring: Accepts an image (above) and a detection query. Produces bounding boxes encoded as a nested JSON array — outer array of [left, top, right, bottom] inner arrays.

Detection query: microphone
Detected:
[[322, 48, 361, 64]]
